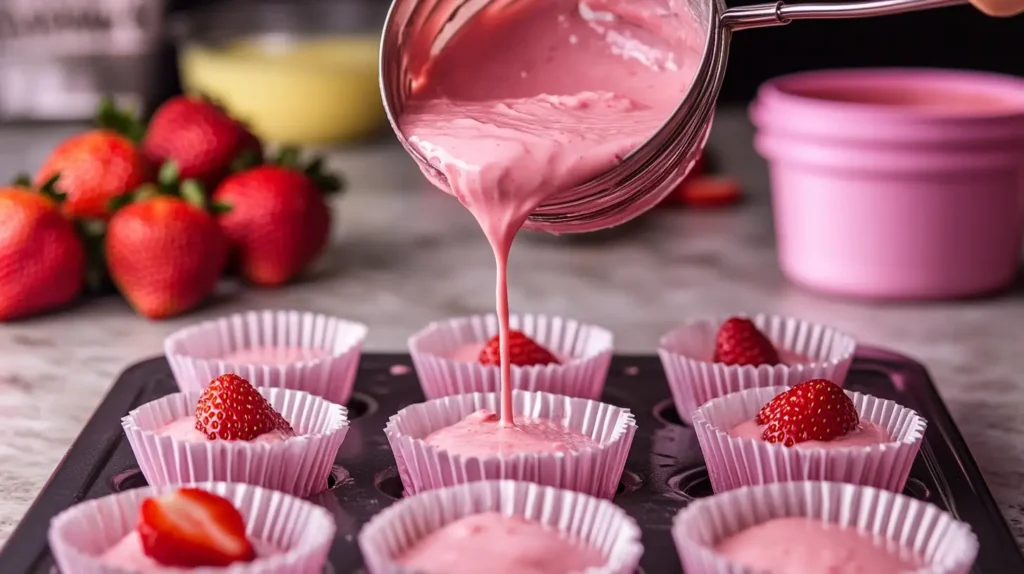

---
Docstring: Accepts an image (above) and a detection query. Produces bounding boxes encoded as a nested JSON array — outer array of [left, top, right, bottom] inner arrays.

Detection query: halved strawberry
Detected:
[[755, 379, 859, 446], [677, 176, 742, 208], [194, 374, 295, 440], [478, 330, 560, 367], [137, 488, 256, 567], [712, 317, 781, 367]]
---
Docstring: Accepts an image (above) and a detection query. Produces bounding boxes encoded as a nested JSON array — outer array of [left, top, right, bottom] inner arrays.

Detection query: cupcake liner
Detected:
[[658, 313, 857, 424], [672, 480, 978, 574], [385, 390, 636, 498], [122, 387, 349, 497], [48, 481, 335, 574], [693, 385, 927, 492], [165, 309, 368, 406], [359, 479, 643, 574], [408, 313, 614, 400]]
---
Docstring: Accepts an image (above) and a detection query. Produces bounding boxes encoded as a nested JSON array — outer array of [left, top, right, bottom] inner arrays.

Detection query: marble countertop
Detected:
[[1, 109, 1023, 550]]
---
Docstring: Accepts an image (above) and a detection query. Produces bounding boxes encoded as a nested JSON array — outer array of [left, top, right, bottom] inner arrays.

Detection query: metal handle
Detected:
[[722, 0, 969, 30]]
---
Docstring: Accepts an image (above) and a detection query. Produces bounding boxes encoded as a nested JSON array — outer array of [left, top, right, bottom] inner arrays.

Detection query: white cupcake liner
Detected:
[[165, 309, 368, 406], [408, 313, 614, 400], [693, 385, 926, 492], [385, 390, 636, 498], [48, 481, 336, 574], [122, 387, 349, 497], [359, 479, 643, 574], [672, 480, 978, 574], [658, 314, 857, 424]]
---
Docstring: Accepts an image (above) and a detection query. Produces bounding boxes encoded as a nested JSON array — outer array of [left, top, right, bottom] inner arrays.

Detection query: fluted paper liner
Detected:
[[693, 385, 926, 492], [49, 481, 335, 574], [122, 388, 349, 497], [672, 481, 978, 574], [658, 314, 857, 424], [165, 309, 368, 405], [408, 313, 614, 400], [385, 390, 636, 498], [359, 480, 643, 574]]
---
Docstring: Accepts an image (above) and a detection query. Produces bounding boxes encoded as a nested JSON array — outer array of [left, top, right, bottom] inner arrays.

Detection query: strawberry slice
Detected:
[[712, 317, 781, 367], [478, 330, 560, 367], [194, 374, 295, 441], [677, 176, 742, 208], [755, 379, 859, 446], [137, 488, 256, 567]]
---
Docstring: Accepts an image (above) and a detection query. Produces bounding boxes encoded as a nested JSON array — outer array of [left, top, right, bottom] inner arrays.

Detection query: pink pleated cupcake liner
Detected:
[[165, 309, 368, 406], [693, 385, 926, 492], [672, 480, 978, 574], [359, 479, 643, 574], [385, 390, 636, 498], [408, 313, 614, 400], [122, 387, 349, 497], [658, 313, 857, 424]]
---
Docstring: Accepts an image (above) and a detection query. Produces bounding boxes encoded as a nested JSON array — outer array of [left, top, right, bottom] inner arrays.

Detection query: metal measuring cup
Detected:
[[379, 0, 968, 234]]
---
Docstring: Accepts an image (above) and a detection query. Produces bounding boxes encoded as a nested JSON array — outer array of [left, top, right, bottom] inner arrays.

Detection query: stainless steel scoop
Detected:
[[379, 0, 969, 233]]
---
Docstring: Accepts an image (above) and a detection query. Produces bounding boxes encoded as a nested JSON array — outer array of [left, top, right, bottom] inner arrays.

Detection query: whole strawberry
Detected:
[[479, 330, 560, 367], [712, 317, 781, 367], [105, 185, 228, 319], [143, 96, 262, 188], [0, 182, 86, 320], [756, 379, 859, 446], [212, 149, 341, 286], [194, 374, 295, 440]]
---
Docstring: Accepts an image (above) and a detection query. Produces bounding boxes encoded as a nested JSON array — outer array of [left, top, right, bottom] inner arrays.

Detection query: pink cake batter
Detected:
[[424, 410, 598, 458], [448, 342, 567, 364], [100, 531, 278, 571], [714, 517, 924, 574], [728, 419, 890, 448], [220, 346, 329, 365], [157, 417, 291, 444], [401, 0, 699, 424], [397, 512, 605, 574]]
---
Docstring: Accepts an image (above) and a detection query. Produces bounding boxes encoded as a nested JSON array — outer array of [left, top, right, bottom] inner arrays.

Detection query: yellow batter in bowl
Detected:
[[179, 35, 384, 145]]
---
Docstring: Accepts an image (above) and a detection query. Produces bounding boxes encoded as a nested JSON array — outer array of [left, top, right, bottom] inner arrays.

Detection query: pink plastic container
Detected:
[[750, 68, 1024, 300]]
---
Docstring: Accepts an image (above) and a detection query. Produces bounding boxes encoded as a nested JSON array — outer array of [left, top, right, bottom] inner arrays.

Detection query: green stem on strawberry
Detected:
[[269, 146, 345, 195], [11, 173, 32, 188], [96, 97, 147, 143], [36, 174, 67, 203]]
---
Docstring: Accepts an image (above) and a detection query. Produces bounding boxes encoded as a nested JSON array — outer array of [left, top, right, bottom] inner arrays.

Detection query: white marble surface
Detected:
[[1, 110, 1023, 549]]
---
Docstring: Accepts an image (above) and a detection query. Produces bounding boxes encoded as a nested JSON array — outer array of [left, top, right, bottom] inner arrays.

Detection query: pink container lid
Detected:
[[750, 68, 1024, 146]]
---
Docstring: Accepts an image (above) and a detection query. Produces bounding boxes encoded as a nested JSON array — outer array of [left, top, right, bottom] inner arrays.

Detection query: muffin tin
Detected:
[[2, 348, 1022, 572]]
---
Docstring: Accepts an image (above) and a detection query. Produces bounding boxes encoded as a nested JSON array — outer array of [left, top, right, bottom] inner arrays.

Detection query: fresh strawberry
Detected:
[[755, 379, 859, 446], [212, 149, 342, 286], [137, 487, 256, 567], [712, 317, 781, 367], [34, 130, 148, 220], [0, 181, 86, 320], [143, 96, 262, 188], [105, 183, 228, 319], [194, 374, 294, 440], [677, 176, 742, 208], [479, 330, 560, 367]]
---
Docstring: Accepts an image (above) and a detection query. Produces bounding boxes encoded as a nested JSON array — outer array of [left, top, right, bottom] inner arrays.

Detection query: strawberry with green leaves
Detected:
[[212, 147, 343, 287]]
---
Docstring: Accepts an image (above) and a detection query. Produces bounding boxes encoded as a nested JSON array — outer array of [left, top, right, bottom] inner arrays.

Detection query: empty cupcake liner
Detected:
[[408, 313, 614, 400], [385, 390, 636, 498], [165, 309, 368, 406], [693, 385, 927, 492], [48, 481, 336, 574], [122, 387, 349, 497], [658, 313, 857, 424], [672, 480, 978, 574], [359, 479, 643, 574]]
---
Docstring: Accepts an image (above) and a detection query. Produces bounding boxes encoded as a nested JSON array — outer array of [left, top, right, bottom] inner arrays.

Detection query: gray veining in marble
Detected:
[[1, 109, 1023, 550]]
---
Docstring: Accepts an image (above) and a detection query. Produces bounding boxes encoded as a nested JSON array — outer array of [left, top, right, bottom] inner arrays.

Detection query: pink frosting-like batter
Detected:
[[219, 346, 329, 365], [397, 512, 605, 574], [401, 0, 699, 424], [157, 416, 291, 444], [100, 531, 278, 572], [714, 517, 924, 574], [423, 410, 598, 458], [728, 419, 890, 448], [447, 342, 567, 364]]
